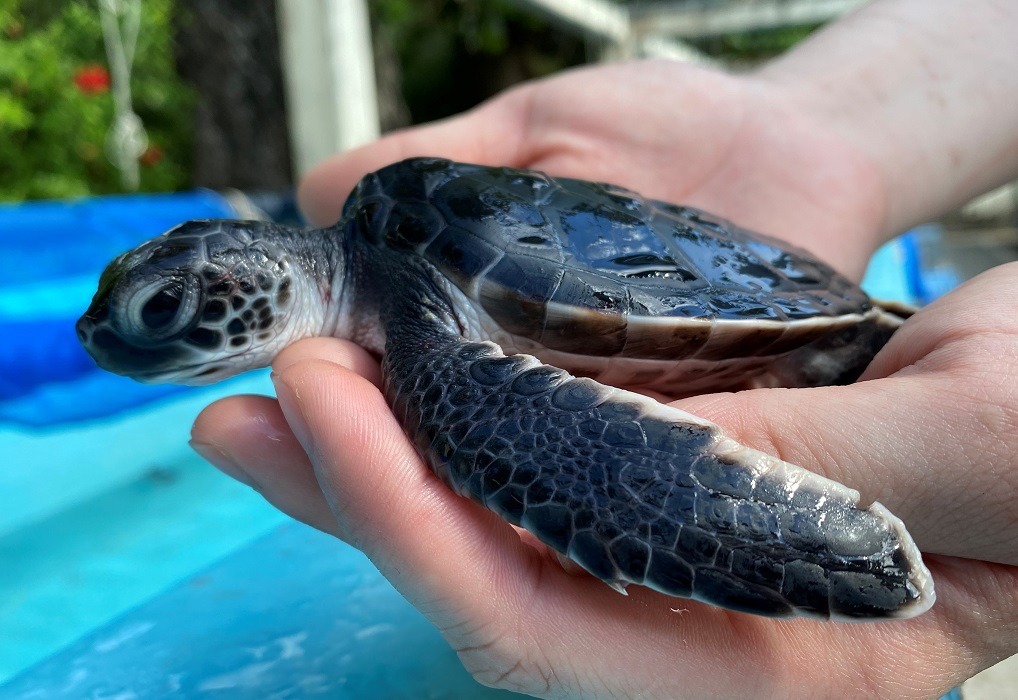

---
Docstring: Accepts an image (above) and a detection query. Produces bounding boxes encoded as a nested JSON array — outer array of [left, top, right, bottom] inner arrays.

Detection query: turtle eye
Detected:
[[141, 283, 183, 329]]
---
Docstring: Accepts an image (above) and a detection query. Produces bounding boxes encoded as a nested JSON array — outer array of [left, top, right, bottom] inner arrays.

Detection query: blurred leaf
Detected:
[[371, 0, 586, 124], [0, 92, 31, 129]]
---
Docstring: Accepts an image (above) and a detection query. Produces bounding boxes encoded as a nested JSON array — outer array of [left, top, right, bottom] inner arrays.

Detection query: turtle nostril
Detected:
[[75, 315, 91, 343], [141, 283, 183, 329]]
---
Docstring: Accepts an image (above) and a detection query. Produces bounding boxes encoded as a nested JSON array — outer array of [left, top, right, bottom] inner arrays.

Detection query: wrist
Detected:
[[754, 0, 1018, 238]]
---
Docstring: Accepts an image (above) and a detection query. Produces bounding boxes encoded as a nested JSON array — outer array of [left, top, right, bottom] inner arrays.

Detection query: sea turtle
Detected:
[[76, 157, 935, 620]]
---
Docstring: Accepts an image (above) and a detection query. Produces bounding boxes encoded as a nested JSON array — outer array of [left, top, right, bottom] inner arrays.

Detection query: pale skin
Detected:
[[191, 0, 1018, 697]]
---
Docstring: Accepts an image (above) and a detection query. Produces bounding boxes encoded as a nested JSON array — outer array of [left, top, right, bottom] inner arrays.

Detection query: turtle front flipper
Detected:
[[381, 311, 934, 621]]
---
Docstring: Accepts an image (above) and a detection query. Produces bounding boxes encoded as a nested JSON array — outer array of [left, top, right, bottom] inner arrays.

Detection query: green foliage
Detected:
[[0, 0, 193, 201], [693, 23, 820, 60], [371, 0, 585, 124]]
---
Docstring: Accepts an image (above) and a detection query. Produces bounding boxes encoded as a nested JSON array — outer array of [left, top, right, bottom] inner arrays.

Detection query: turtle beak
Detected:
[[75, 296, 130, 375], [76, 282, 190, 380]]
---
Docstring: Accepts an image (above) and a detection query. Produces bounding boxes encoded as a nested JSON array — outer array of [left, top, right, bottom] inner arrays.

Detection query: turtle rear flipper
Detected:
[[381, 303, 935, 621]]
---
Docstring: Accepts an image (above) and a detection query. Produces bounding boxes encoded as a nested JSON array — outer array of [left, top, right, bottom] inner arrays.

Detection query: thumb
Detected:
[[673, 265, 1018, 566], [675, 382, 926, 534]]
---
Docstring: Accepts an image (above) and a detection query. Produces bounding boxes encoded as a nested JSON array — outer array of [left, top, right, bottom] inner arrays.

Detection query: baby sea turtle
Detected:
[[77, 158, 934, 620]]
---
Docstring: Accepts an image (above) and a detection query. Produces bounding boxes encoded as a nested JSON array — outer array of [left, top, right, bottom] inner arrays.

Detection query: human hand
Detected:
[[191, 51, 1018, 696], [298, 60, 888, 278], [192, 261, 1018, 698]]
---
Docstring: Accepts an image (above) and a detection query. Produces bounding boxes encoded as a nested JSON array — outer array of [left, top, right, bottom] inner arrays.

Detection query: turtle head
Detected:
[[77, 219, 328, 385]]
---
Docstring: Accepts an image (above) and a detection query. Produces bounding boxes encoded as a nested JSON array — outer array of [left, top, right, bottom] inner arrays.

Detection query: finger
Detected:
[[862, 261, 1018, 379], [190, 394, 340, 537], [677, 376, 1016, 564], [272, 336, 383, 388], [189, 337, 385, 537], [297, 91, 532, 227], [675, 382, 948, 547]]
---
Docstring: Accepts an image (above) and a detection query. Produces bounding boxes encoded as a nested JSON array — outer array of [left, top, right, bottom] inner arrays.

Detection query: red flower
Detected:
[[74, 65, 110, 94], [139, 145, 164, 167]]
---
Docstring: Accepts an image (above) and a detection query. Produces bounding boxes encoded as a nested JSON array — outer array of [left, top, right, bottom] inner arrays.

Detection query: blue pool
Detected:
[[0, 193, 953, 696], [0, 194, 287, 682]]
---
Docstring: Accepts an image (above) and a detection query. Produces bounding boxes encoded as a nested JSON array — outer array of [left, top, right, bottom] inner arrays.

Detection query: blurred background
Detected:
[[0, 1, 1014, 697]]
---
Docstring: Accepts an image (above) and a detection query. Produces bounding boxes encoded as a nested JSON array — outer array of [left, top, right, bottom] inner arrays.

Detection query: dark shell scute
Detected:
[[384, 200, 447, 250], [377, 158, 461, 201], [431, 175, 555, 247], [423, 225, 503, 290], [479, 255, 563, 337], [541, 270, 629, 355]]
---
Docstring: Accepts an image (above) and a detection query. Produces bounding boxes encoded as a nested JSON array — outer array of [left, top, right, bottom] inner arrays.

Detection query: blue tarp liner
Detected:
[[900, 224, 962, 304], [0, 320, 96, 400], [0, 192, 237, 427], [0, 191, 234, 286]]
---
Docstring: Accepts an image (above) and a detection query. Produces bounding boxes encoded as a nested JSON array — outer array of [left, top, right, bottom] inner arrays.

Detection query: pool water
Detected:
[[0, 193, 291, 682], [0, 384, 287, 679]]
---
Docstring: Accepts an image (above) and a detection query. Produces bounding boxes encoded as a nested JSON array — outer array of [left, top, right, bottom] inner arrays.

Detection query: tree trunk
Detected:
[[174, 0, 292, 190]]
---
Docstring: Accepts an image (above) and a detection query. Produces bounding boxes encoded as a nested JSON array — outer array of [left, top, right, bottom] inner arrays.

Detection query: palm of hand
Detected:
[[194, 60, 1018, 698]]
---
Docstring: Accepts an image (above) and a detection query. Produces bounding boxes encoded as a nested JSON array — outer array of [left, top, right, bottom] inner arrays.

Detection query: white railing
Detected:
[[513, 0, 710, 61], [630, 0, 865, 39], [277, 0, 380, 178]]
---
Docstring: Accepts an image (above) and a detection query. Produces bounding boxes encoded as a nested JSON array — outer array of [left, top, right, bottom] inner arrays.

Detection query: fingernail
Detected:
[[189, 439, 255, 488], [271, 372, 312, 449]]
